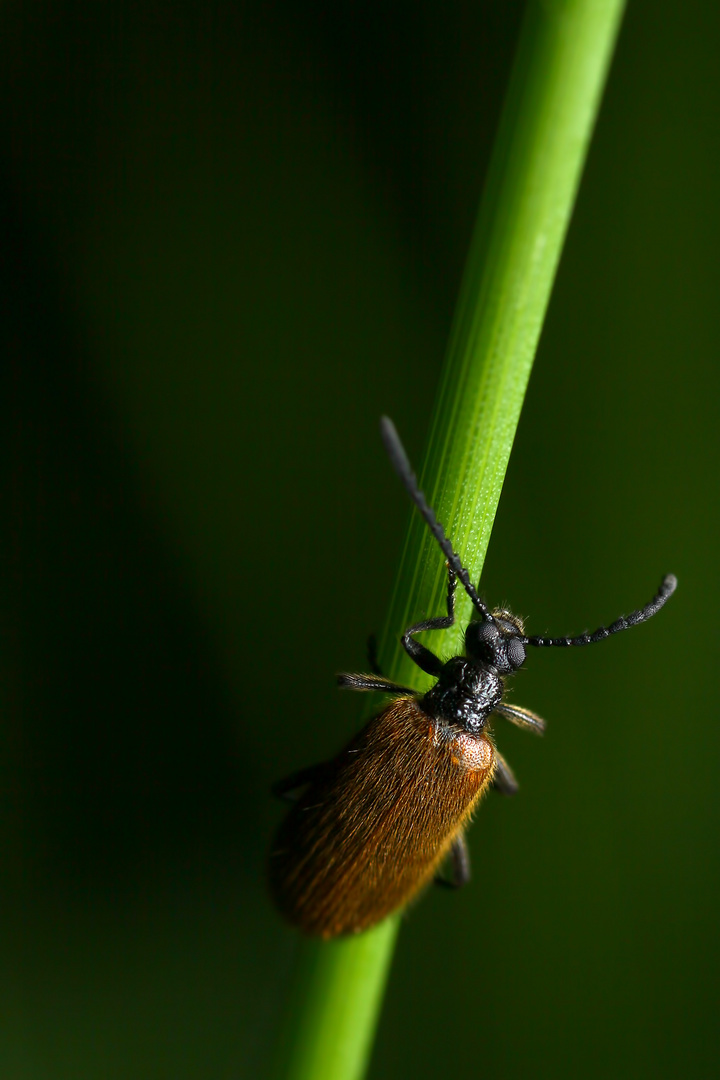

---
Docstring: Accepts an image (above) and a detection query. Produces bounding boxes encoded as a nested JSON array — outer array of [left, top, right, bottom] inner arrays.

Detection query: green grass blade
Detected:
[[272, 2, 626, 1078], [274, 918, 401, 1080], [383, 0, 627, 682]]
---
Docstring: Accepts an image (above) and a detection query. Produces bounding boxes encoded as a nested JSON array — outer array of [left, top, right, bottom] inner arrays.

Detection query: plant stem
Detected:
[[272, 2, 626, 1078], [274, 918, 401, 1080]]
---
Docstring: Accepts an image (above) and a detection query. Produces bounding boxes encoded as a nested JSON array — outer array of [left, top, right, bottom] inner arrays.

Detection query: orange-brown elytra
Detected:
[[268, 418, 677, 939]]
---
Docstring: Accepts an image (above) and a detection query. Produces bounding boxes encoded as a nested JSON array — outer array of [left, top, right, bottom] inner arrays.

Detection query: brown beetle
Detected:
[[268, 418, 677, 939]]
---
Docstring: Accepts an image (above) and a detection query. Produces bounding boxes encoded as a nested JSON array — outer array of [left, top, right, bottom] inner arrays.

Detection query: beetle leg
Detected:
[[337, 673, 415, 694], [402, 565, 457, 676], [435, 831, 471, 890], [495, 702, 546, 735], [272, 764, 327, 802], [492, 750, 519, 795], [366, 633, 383, 675]]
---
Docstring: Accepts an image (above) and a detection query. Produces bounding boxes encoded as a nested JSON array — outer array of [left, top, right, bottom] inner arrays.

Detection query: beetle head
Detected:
[[465, 613, 526, 675]]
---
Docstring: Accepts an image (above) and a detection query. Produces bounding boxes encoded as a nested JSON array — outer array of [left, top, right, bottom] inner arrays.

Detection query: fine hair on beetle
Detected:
[[268, 417, 677, 939]]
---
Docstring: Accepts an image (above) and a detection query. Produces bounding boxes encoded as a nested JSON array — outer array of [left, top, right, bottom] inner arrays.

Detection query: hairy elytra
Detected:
[[268, 418, 677, 939]]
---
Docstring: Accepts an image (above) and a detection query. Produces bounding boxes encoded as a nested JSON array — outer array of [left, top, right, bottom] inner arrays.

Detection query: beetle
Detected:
[[268, 417, 677, 939]]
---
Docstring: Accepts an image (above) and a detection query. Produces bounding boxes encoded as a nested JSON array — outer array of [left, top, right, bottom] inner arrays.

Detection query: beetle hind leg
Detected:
[[492, 750, 519, 796], [367, 633, 383, 675], [272, 763, 328, 802], [434, 832, 471, 890]]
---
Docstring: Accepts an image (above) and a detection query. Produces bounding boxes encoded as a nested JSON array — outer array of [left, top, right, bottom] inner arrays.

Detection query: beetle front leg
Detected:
[[337, 673, 415, 694], [402, 565, 457, 676]]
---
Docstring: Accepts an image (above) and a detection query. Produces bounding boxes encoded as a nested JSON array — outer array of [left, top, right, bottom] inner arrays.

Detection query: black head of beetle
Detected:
[[465, 614, 527, 674]]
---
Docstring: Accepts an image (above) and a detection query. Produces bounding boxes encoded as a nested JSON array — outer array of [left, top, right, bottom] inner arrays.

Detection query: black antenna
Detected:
[[524, 573, 677, 648], [381, 416, 490, 619]]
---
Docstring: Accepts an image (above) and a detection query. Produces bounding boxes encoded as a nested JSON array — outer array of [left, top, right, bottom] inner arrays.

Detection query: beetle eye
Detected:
[[465, 619, 501, 664], [506, 637, 526, 670], [475, 620, 499, 645]]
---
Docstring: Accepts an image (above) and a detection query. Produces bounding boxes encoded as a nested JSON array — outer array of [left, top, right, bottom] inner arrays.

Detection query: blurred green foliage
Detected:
[[1, 1, 718, 1077]]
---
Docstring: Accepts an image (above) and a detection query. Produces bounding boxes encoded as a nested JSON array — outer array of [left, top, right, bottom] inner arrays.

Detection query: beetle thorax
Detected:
[[421, 656, 504, 733]]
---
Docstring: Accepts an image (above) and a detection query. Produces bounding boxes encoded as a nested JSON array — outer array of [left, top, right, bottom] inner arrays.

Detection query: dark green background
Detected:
[[2, 2, 718, 1077]]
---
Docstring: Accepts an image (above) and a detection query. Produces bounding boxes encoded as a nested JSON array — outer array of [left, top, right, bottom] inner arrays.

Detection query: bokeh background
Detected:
[[2, 1, 718, 1077]]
